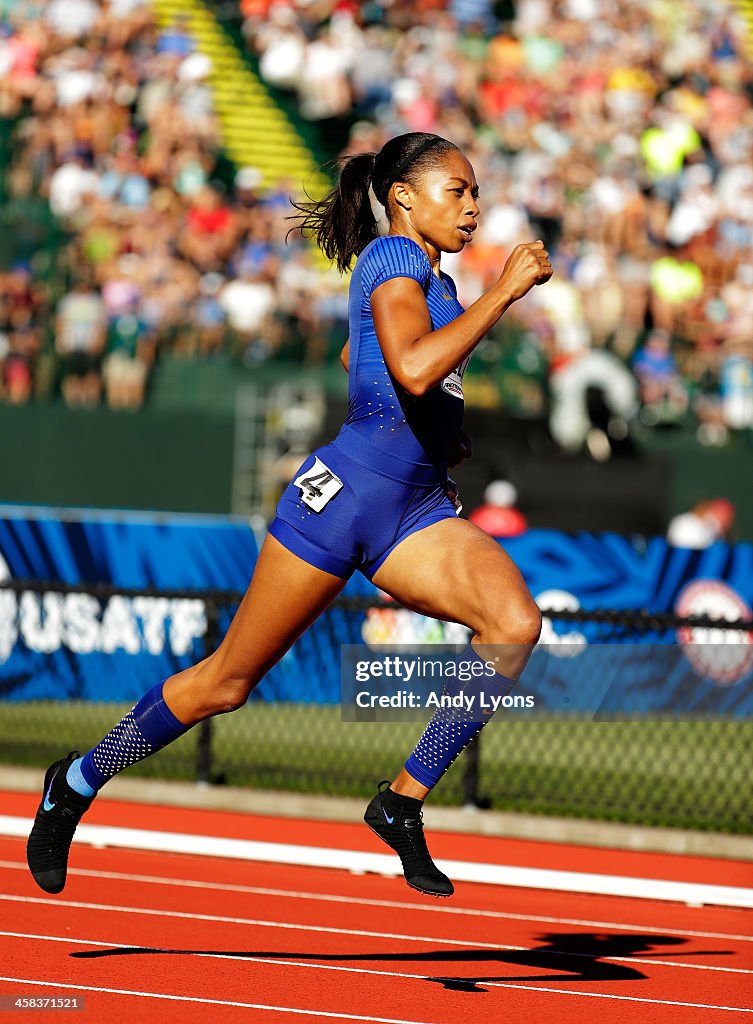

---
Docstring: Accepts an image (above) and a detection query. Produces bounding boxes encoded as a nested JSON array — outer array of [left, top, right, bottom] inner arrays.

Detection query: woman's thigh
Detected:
[[370, 518, 541, 676]]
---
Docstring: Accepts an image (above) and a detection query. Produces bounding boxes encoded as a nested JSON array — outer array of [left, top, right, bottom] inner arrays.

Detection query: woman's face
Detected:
[[394, 148, 480, 254]]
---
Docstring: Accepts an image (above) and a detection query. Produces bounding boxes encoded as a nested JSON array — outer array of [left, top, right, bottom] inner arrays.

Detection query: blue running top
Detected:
[[333, 234, 468, 483]]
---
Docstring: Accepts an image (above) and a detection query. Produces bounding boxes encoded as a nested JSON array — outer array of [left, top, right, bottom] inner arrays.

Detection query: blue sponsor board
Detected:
[[0, 505, 751, 710], [0, 505, 256, 702], [339, 644, 753, 719]]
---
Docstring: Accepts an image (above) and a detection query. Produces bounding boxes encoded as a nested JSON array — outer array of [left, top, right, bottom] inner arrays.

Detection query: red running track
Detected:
[[0, 790, 752, 1024]]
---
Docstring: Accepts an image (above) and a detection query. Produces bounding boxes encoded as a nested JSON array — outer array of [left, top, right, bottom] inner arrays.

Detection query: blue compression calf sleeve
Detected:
[[70, 680, 190, 793], [404, 643, 516, 790]]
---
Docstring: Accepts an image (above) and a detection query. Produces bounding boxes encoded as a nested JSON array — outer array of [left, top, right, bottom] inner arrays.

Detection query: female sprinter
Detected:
[[27, 132, 552, 899]]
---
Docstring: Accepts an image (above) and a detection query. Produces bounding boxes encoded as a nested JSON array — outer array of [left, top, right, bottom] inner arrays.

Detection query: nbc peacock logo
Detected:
[[675, 579, 753, 685]]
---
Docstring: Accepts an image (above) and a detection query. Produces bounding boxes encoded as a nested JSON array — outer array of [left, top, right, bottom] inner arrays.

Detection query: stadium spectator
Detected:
[[667, 497, 736, 548], [720, 340, 753, 432], [48, 157, 99, 219], [632, 328, 688, 422], [179, 185, 238, 272], [0, 264, 46, 405], [189, 271, 227, 360], [44, 0, 99, 42], [55, 279, 106, 409], [101, 293, 154, 411], [469, 480, 528, 537], [218, 265, 279, 362]]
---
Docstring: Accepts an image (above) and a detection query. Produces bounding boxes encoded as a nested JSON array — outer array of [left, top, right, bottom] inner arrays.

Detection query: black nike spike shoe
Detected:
[[364, 780, 454, 898], [26, 751, 95, 894]]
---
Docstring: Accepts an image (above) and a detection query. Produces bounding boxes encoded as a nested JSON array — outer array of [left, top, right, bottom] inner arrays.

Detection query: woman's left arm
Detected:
[[340, 338, 349, 372]]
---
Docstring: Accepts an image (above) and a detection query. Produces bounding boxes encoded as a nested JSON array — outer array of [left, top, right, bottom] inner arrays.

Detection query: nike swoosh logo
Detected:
[[43, 767, 60, 811], [382, 806, 394, 825]]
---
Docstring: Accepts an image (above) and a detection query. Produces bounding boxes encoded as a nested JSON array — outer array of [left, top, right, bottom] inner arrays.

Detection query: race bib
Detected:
[[441, 370, 464, 399], [293, 457, 343, 512], [441, 354, 470, 400]]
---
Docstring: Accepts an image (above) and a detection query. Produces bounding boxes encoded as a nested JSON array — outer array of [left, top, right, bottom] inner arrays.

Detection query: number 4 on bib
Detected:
[[294, 457, 344, 512]]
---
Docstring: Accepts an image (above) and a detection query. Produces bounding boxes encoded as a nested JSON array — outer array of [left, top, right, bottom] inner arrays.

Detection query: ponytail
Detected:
[[287, 133, 457, 273], [287, 153, 378, 274]]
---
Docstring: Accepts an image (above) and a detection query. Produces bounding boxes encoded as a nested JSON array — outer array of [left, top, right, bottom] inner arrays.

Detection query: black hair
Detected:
[[287, 132, 459, 273]]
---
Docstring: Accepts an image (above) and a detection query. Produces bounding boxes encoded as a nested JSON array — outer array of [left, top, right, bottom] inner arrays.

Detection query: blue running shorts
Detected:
[[268, 436, 458, 580]]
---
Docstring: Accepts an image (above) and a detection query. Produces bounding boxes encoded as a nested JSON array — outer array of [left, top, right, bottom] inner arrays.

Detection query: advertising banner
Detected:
[[1, 505, 751, 709]]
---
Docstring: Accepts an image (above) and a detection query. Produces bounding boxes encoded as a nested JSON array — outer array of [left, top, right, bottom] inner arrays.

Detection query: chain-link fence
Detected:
[[1, 579, 751, 834]]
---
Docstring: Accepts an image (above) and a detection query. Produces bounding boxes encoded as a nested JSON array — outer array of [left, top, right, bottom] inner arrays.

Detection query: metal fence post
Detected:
[[196, 719, 213, 787], [196, 598, 221, 786]]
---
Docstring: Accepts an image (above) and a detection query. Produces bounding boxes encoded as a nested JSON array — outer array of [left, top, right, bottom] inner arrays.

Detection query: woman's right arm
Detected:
[[371, 241, 552, 396]]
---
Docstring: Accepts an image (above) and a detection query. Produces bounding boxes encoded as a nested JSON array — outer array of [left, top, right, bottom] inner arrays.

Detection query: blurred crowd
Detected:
[[0, 0, 346, 411], [241, 0, 753, 449], [1, 0, 752, 451]]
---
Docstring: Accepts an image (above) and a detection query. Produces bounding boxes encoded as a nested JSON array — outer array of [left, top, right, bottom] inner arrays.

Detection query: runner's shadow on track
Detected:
[[72, 930, 725, 993]]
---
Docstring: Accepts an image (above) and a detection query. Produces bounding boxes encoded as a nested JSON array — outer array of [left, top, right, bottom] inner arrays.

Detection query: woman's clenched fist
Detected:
[[498, 240, 553, 302]]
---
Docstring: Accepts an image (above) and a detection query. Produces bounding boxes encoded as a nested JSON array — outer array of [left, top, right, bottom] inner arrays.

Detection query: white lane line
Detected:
[[484, 982, 753, 1013], [1, 858, 751, 944], [485, 981, 753, 1013], [3, 928, 753, 976], [0, 977, 434, 1023], [2, 816, 752, 908], [0, 894, 563, 948], [0, 970, 751, 1016]]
